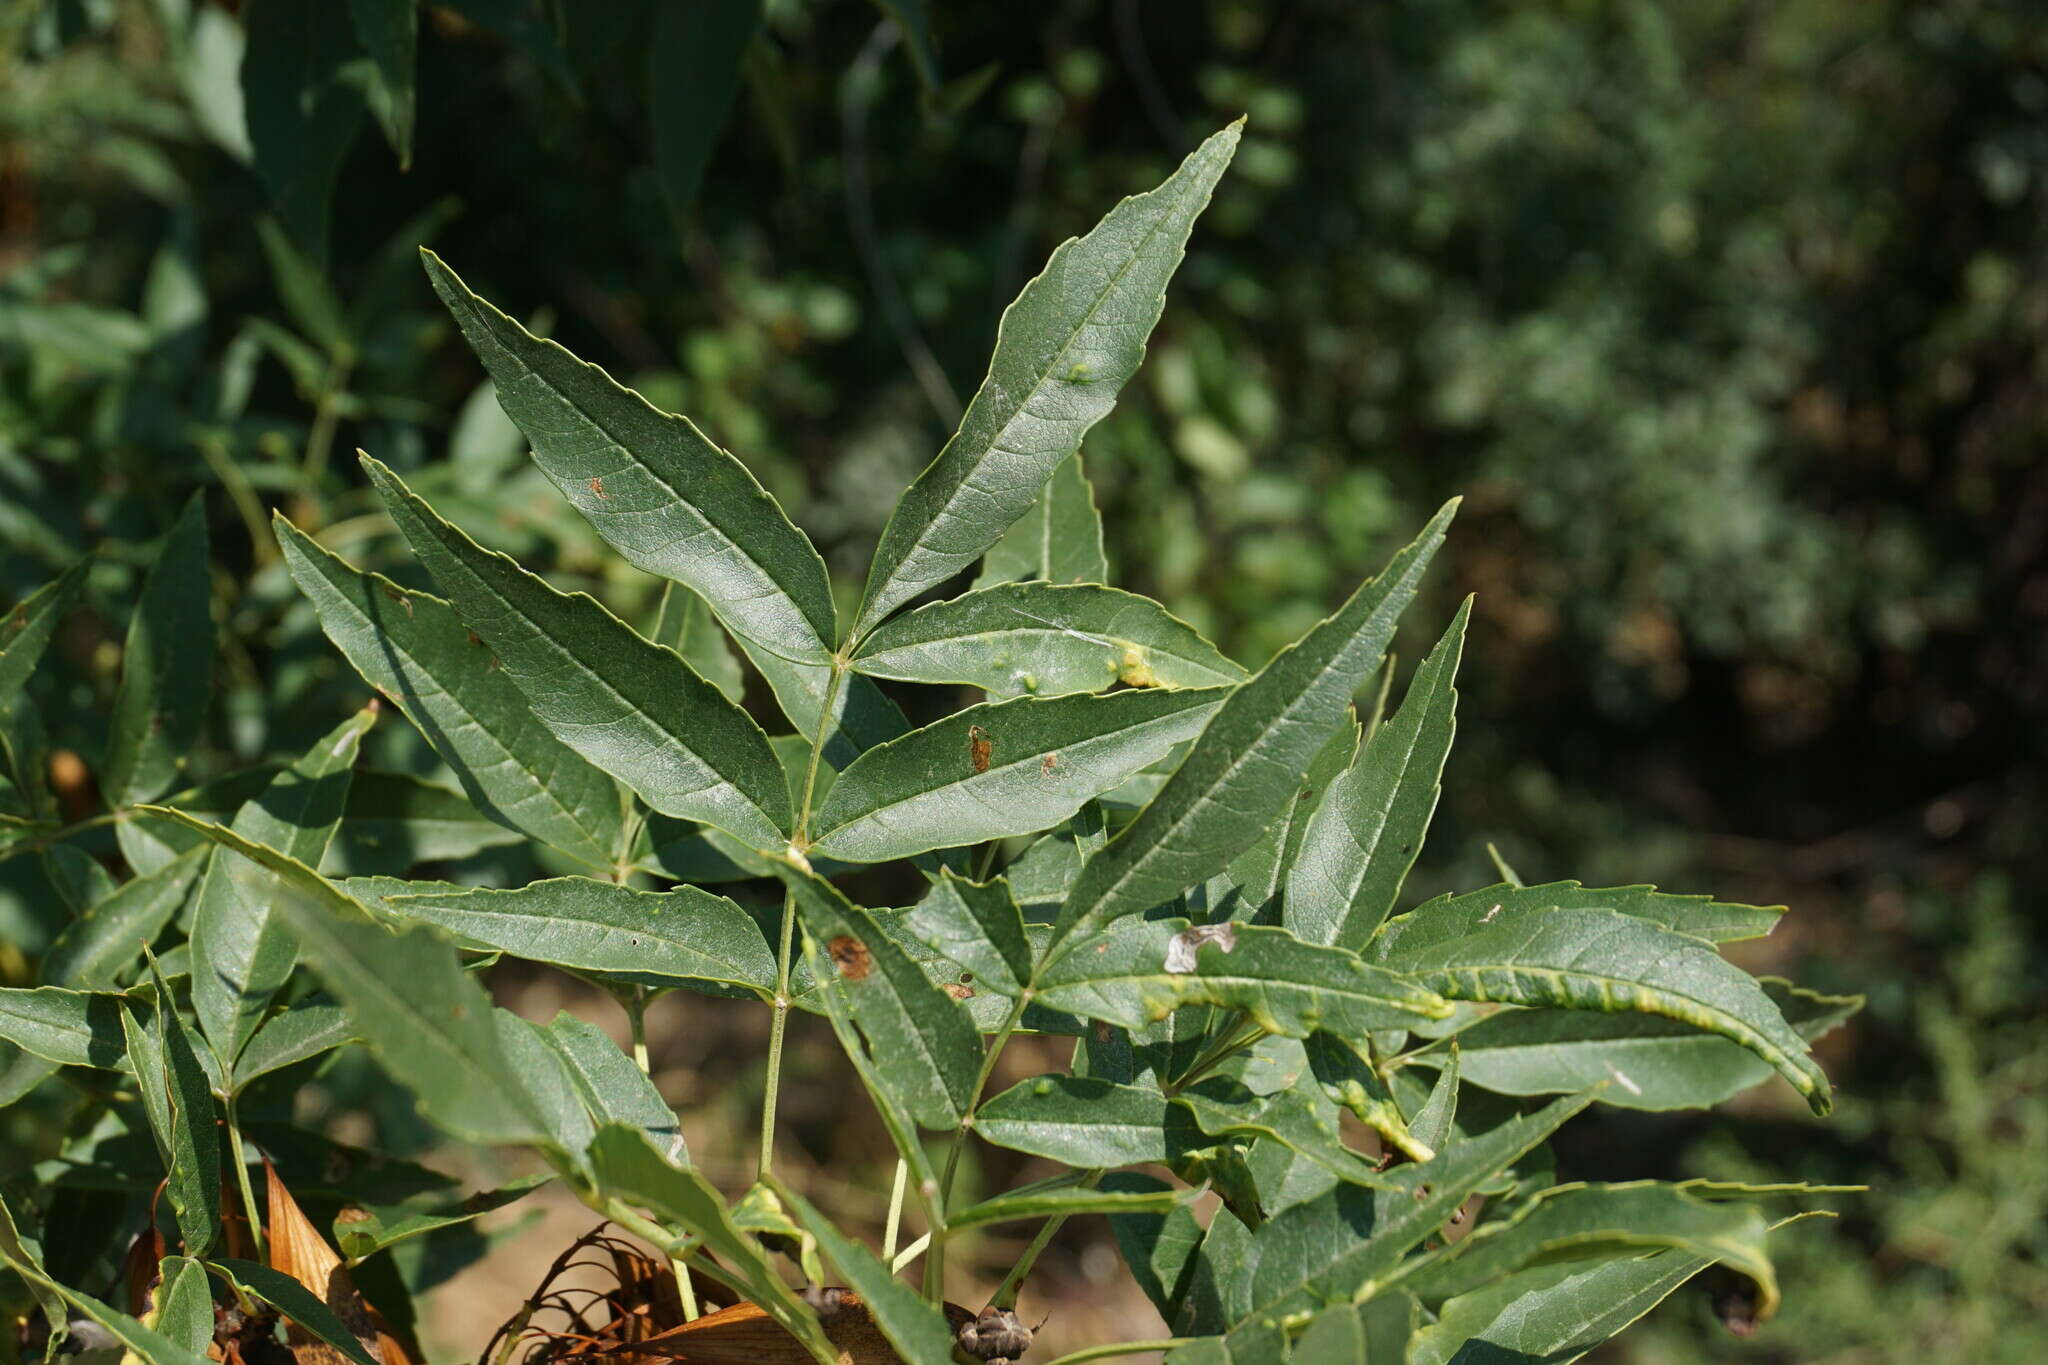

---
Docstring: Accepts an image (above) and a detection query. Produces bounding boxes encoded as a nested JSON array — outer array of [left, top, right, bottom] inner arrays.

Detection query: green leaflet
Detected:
[[773, 1181, 960, 1364], [1401, 1180, 1778, 1317], [1225, 713, 1359, 912], [946, 1180, 1183, 1231], [205, 1260, 379, 1365], [365, 455, 792, 848], [1371, 881, 1787, 955], [852, 123, 1243, 639], [103, 495, 214, 806], [776, 862, 980, 1129], [354, 875, 776, 995], [332, 1174, 551, 1262], [536, 1012, 686, 1161], [1240, 1092, 1596, 1326], [40, 845, 206, 987], [1447, 977, 1862, 1111], [0, 1194, 213, 1365], [189, 706, 373, 1065], [975, 1074, 1190, 1167], [651, 581, 745, 704], [647, 0, 761, 232], [1105, 1172, 1207, 1328], [144, 960, 222, 1257], [0, 985, 127, 1067], [1053, 501, 1457, 950], [1286, 599, 1468, 950], [1380, 906, 1833, 1114], [743, 646, 911, 769], [1292, 1293, 1417, 1365], [1303, 1031, 1432, 1162], [155, 1256, 214, 1357], [420, 252, 836, 665], [973, 450, 1110, 589], [586, 1125, 839, 1364], [232, 1002, 356, 1091], [1174, 1078, 1390, 1189], [145, 807, 562, 1148], [1406, 1249, 1715, 1365], [1409, 1043, 1460, 1159], [277, 516, 624, 869], [808, 686, 1229, 863], [901, 871, 1033, 996], [1034, 918, 1450, 1038], [853, 581, 1244, 699], [349, 0, 417, 166], [325, 770, 528, 874], [0, 558, 89, 718]]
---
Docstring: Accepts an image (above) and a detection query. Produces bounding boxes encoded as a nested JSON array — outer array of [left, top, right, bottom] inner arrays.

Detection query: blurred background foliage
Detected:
[[1, 0, 2042, 1360]]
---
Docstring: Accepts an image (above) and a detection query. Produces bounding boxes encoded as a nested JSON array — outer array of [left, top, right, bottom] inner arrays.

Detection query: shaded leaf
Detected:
[[652, 582, 745, 704], [0, 1193, 212, 1365], [148, 960, 222, 1256], [103, 495, 214, 806], [900, 871, 1032, 997], [40, 846, 206, 987], [190, 706, 373, 1065], [774, 1182, 959, 1364], [208, 1258, 381, 1365], [0, 985, 127, 1067], [333, 1174, 551, 1263], [1371, 882, 1786, 954], [234, 1002, 357, 1091], [1407, 1248, 1716, 1365], [155, 1255, 215, 1356], [947, 1179, 1183, 1230], [0, 559, 89, 718], [852, 123, 1242, 638], [976, 1075, 1187, 1166], [240, 0, 365, 262], [648, 0, 762, 232], [537, 1011, 685, 1162], [349, 0, 418, 166]]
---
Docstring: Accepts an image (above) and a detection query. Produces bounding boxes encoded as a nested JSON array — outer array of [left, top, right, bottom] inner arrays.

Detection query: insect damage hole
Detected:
[[1165, 922, 1238, 974], [827, 935, 872, 980]]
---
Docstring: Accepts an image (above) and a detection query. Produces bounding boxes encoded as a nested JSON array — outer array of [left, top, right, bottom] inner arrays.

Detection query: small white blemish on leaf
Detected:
[[1605, 1062, 1644, 1096], [1166, 922, 1238, 974]]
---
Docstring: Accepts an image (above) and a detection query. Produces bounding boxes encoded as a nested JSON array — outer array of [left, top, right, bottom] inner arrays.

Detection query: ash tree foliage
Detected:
[[0, 124, 1860, 1365]]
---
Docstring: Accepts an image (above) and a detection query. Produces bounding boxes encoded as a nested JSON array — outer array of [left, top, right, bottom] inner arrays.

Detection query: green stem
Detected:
[[0, 811, 126, 868], [988, 1169, 1102, 1310], [757, 885, 797, 1180], [927, 989, 1032, 1300], [1040, 1342, 1194, 1365], [1166, 1011, 1263, 1095], [881, 1158, 909, 1261], [298, 357, 353, 492], [973, 838, 1002, 881], [625, 988, 651, 1074], [223, 1099, 266, 1263], [793, 661, 848, 846]]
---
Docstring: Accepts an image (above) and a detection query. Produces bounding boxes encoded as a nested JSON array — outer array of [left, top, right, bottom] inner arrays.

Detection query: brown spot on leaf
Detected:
[[828, 935, 872, 980], [941, 982, 975, 1000], [380, 585, 413, 615], [588, 477, 606, 500], [1041, 752, 1059, 777], [968, 725, 992, 775]]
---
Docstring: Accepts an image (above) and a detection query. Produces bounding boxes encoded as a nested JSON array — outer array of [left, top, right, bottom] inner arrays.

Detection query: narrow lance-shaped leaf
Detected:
[[1035, 918, 1449, 1039], [0, 1195, 213, 1365], [776, 861, 979, 1129], [365, 455, 792, 848], [1371, 881, 1787, 954], [277, 515, 624, 869], [1448, 977, 1862, 1112], [420, 252, 835, 665], [147, 960, 222, 1257], [1382, 906, 1833, 1114], [104, 494, 214, 805], [352, 875, 776, 995], [1287, 597, 1469, 950], [854, 581, 1243, 699], [974, 450, 1110, 589], [1241, 1091, 1596, 1326], [901, 871, 1033, 997], [648, 0, 762, 233], [651, 581, 745, 704], [0, 985, 128, 1067], [1407, 1248, 1719, 1365], [349, 0, 418, 167], [538, 1012, 685, 1162], [39, 845, 206, 987], [975, 1074, 1189, 1167], [808, 686, 1228, 864], [206, 1260, 380, 1365], [189, 706, 374, 1065], [852, 122, 1243, 639], [0, 558, 90, 718], [143, 807, 561, 1148], [232, 1003, 357, 1092], [946, 1180, 1183, 1231], [1053, 501, 1458, 950], [1304, 1031, 1433, 1162]]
